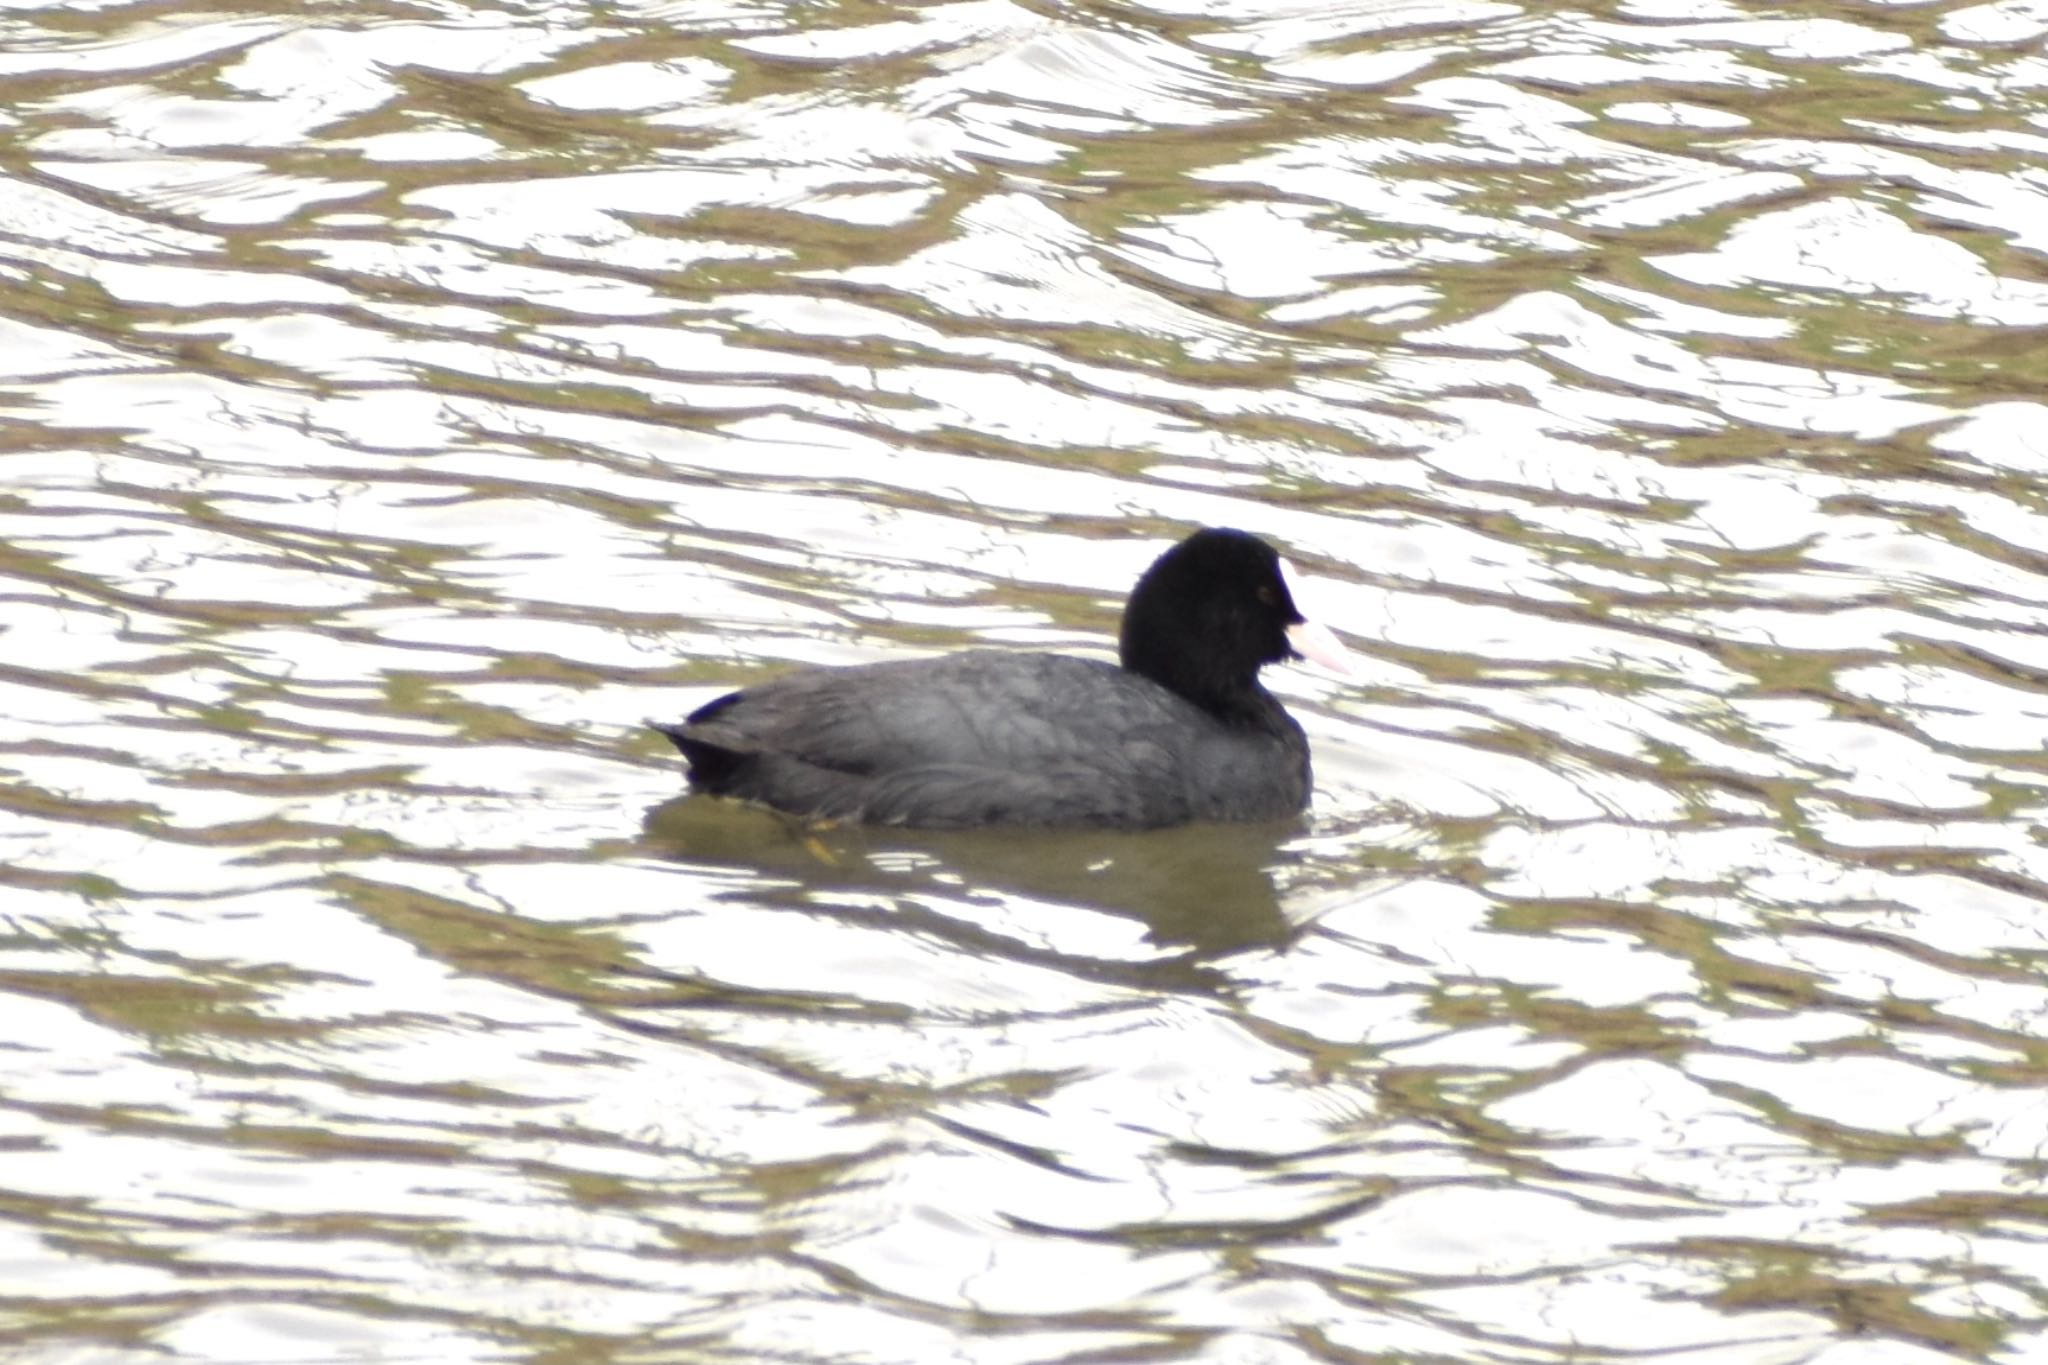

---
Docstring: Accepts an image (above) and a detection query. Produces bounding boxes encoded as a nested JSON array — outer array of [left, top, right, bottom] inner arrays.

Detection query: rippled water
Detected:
[[6, 0, 2048, 1360]]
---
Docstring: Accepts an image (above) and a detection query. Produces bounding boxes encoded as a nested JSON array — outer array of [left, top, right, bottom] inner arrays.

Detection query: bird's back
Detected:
[[657, 650, 1308, 829]]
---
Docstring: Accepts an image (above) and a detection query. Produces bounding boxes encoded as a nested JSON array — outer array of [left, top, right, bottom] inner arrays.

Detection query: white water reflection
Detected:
[[5, 0, 2048, 1360]]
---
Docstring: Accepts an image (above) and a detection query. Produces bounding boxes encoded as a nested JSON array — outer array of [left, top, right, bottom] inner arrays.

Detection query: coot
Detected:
[[652, 528, 1355, 829]]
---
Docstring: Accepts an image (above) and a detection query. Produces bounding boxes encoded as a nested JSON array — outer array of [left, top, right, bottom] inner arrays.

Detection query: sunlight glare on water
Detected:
[[4, 0, 2048, 1361]]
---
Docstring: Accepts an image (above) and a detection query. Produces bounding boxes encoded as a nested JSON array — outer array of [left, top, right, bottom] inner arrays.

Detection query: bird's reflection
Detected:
[[642, 794, 1302, 960]]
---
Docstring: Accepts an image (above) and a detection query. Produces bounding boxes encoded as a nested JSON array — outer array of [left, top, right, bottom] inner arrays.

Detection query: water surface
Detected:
[[5, 0, 2048, 1360]]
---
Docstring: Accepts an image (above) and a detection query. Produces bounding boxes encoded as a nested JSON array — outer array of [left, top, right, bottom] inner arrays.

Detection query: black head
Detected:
[[1118, 528, 1303, 723]]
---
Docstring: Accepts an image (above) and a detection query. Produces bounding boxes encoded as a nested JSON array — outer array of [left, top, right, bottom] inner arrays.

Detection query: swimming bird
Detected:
[[653, 528, 1355, 829]]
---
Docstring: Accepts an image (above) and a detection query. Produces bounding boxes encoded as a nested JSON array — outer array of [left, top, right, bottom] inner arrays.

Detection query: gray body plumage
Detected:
[[658, 650, 1309, 829]]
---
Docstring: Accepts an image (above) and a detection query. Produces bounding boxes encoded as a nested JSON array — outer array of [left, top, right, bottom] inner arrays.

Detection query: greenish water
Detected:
[[4, 1, 2048, 1361]]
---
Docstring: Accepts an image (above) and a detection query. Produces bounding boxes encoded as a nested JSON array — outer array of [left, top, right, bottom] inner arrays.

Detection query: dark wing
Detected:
[[676, 651, 1175, 772], [654, 651, 1200, 827]]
